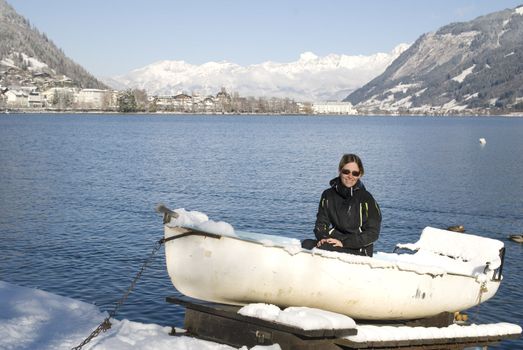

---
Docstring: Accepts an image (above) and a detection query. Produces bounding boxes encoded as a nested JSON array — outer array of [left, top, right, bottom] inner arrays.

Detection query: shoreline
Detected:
[[2, 109, 523, 118]]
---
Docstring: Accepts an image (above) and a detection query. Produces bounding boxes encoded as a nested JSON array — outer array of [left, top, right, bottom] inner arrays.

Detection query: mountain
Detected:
[[0, 0, 107, 90], [344, 5, 523, 114], [103, 44, 409, 102]]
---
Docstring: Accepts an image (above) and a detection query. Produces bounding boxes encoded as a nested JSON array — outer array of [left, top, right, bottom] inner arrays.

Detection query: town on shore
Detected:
[[0, 85, 360, 115], [2, 85, 522, 117]]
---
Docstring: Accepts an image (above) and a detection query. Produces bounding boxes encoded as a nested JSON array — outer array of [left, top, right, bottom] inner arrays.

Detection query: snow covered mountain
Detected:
[[345, 5, 523, 114], [102, 44, 409, 102], [0, 0, 106, 90]]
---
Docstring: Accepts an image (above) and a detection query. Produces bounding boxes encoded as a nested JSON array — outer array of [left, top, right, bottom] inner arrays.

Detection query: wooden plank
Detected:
[[166, 295, 520, 350], [166, 295, 357, 338], [334, 333, 521, 349], [184, 308, 346, 350], [357, 312, 454, 328]]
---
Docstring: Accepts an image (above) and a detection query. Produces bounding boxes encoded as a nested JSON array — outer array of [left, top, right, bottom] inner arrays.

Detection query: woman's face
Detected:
[[340, 162, 361, 188]]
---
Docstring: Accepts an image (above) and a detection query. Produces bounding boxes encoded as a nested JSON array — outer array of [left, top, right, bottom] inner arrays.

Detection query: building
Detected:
[[312, 101, 357, 115], [172, 93, 193, 111], [5, 90, 28, 108], [27, 91, 43, 108], [76, 89, 116, 109]]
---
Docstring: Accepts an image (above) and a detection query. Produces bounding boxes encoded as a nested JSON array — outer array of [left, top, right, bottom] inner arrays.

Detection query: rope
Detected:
[[71, 238, 165, 350]]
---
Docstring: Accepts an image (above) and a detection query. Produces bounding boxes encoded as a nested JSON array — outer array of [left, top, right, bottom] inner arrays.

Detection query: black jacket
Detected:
[[314, 177, 381, 249]]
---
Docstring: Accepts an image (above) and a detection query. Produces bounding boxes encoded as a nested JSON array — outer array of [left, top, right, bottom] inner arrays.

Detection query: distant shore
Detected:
[[3, 109, 523, 117]]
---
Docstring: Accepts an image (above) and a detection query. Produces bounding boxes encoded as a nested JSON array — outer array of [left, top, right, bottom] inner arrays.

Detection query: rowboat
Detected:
[[159, 206, 505, 321]]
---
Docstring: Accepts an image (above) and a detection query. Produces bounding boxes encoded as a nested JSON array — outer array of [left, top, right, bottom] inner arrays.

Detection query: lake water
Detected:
[[1, 114, 522, 349]]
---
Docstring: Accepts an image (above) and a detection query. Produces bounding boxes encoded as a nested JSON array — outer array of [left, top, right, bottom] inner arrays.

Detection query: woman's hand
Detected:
[[317, 238, 343, 247]]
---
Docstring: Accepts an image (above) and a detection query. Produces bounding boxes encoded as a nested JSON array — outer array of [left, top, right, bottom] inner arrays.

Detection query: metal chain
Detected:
[[472, 280, 488, 322], [71, 238, 165, 350]]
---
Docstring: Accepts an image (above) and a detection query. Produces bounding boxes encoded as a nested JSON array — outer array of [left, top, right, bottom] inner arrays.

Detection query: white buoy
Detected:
[[479, 138, 486, 144]]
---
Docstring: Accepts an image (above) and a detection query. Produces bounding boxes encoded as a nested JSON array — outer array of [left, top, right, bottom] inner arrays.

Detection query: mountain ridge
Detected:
[[102, 44, 410, 101], [344, 5, 523, 113], [0, 0, 107, 90]]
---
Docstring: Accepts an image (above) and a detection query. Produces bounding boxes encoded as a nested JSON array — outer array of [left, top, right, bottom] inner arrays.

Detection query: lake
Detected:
[[0, 114, 522, 349]]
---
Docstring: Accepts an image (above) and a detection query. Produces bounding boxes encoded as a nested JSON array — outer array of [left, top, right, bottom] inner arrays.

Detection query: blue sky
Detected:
[[7, 0, 523, 77]]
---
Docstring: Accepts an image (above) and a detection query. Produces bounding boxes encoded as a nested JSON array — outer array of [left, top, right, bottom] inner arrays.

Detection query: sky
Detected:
[[6, 0, 523, 77]]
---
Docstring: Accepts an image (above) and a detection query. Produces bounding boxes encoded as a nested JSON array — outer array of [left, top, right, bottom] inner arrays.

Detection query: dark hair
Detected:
[[338, 153, 364, 176]]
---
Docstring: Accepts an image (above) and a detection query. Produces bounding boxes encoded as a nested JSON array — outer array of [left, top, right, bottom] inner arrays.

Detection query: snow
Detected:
[[238, 304, 356, 330], [167, 208, 236, 236], [516, 6, 523, 15], [414, 88, 427, 97], [237, 303, 521, 343], [441, 99, 469, 111], [298, 52, 318, 61], [463, 92, 479, 101], [347, 323, 522, 343], [169, 212, 504, 279], [167, 208, 305, 253], [385, 83, 419, 94], [104, 44, 410, 101], [0, 58, 17, 68], [391, 31, 479, 80], [391, 226, 504, 278], [0, 280, 277, 350], [451, 65, 475, 83], [2, 280, 519, 350], [1, 52, 55, 76], [18, 52, 49, 71], [397, 227, 504, 269]]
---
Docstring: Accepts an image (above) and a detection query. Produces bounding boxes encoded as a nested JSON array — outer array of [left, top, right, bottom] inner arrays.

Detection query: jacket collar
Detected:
[[329, 177, 365, 199]]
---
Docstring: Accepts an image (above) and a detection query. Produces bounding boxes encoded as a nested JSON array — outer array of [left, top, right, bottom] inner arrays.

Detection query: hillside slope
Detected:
[[0, 0, 107, 90], [345, 5, 523, 114]]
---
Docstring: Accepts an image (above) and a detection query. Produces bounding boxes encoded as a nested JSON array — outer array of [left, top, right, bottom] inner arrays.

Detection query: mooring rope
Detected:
[[71, 238, 165, 350]]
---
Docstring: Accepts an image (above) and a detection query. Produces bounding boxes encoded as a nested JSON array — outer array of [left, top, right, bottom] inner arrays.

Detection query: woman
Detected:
[[302, 154, 381, 256]]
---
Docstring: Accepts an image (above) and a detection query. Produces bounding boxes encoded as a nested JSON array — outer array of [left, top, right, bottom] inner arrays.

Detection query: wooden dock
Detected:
[[166, 296, 521, 350]]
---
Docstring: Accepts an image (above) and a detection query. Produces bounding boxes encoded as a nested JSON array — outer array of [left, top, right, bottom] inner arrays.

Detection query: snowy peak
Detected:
[[299, 51, 319, 61], [103, 44, 409, 101]]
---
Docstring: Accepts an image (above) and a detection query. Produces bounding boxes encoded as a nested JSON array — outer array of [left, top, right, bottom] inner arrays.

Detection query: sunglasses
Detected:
[[341, 169, 361, 177]]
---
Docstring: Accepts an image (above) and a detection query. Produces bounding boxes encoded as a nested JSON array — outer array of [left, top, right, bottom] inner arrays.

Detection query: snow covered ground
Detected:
[[1, 280, 520, 350], [0, 281, 278, 350]]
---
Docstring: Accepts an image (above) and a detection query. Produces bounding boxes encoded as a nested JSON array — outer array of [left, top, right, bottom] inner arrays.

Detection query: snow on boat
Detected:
[[159, 206, 505, 321]]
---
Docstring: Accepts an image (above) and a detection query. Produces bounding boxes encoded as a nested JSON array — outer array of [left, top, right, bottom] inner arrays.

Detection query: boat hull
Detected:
[[164, 226, 500, 320]]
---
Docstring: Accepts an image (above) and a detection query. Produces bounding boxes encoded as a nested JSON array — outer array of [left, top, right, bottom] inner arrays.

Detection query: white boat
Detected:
[[160, 207, 505, 321]]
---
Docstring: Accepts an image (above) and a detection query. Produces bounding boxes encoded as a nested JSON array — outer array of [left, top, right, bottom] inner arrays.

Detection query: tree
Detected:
[[117, 89, 138, 112], [52, 89, 73, 109], [132, 89, 148, 112]]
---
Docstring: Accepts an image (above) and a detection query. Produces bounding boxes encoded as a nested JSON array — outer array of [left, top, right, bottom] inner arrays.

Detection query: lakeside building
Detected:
[[3, 85, 304, 114], [312, 101, 357, 115], [4, 87, 118, 110], [75, 89, 117, 110], [4, 89, 28, 108]]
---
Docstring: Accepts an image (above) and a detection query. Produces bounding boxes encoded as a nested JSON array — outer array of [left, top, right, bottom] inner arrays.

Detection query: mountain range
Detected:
[[102, 45, 409, 102], [1, 0, 522, 114], [345, 5, 523, 113]]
